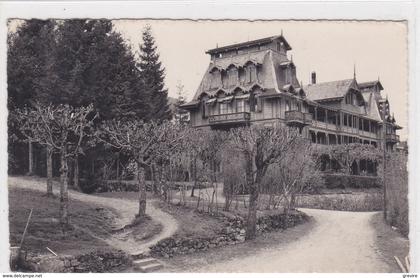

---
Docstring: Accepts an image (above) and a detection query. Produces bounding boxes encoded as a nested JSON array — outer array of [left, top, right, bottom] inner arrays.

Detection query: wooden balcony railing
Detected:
[[285, 111, 312, 126], [385, 133, 400, 142], [208, 112, 251, 125]]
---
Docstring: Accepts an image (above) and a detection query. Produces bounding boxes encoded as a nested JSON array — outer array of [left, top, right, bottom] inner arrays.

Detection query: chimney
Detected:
[[311, 71, 316, 84]]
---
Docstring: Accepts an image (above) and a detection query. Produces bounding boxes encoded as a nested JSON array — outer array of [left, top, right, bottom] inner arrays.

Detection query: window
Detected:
[[237, 99, 245, 112], [245, 100, 250, 112], [202, 101, 208, 118], [227, 102, 234, 114], [344, 113, 348, 126], [256, 97, 263, 112], [245, 64, 257, 83], [227, 68, 238, 87], [285, 100, 290, 111], [210, 70, 221, 89], [220, 102, 228, 114], [277, 42, 281, 51], [297, 102, 302, 112]]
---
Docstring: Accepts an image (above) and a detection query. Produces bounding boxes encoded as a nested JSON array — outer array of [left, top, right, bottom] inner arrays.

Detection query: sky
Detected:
[[112, 20, 408, 140], [8, 19, 408, 139]]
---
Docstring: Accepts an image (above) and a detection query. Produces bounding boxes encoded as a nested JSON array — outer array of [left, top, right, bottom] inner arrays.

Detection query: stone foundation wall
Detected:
[[150, 210, 308, 258]]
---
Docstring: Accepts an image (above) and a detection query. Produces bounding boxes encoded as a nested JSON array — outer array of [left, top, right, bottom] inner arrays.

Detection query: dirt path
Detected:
[[8, 176, 178, 255], [193, 208, 391, 272]]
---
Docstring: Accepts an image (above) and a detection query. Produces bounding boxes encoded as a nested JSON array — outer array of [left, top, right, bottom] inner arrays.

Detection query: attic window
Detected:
[[218, 53, 223, 58]]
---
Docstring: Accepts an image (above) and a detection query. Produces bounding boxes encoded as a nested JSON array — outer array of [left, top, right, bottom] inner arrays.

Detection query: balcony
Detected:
[[385, 133, 400, 143], [285, 111, 312, 126], [208, 112, 251, 126]]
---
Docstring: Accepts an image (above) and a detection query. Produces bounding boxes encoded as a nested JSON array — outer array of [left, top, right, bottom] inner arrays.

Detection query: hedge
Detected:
[[323, 174, 381, 189]]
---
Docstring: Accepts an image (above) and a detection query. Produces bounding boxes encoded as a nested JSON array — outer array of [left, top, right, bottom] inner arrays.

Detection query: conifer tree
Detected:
[[7, 19, 57, 175], [138, 25, 171, 121]]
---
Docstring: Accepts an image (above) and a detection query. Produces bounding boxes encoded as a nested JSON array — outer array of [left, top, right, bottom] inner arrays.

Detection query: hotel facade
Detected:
[[181, 34, 401, 151]]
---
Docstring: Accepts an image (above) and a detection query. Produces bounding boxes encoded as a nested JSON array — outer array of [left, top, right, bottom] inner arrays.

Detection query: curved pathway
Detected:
[[8, 176, 178, 255], [195, 208, 390, 272]]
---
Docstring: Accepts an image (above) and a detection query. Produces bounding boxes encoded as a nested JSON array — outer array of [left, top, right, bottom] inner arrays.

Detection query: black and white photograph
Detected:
[[0, 1, 418, 275]]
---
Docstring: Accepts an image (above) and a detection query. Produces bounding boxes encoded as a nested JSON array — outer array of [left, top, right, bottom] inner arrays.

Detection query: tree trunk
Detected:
[[283, 196, 291, 229], [290, 194, 296, 210], [60, 148, 69, 228], [73, 154, 80, 191], [191, 156, 197, 197], [116, 154, 120, 180], [137, 162, 147, 218], [28, 141, 34, 175], [151, 163, 159, 195], [46, 146, 53, 197], [245, 152, 258, 240]]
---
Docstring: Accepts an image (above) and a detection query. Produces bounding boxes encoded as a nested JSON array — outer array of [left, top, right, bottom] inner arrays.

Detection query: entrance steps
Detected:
[[131, 252, 164, 272]]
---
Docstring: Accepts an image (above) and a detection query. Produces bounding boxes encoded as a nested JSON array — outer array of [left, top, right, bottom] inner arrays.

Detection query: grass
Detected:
[[9, 187, 117, 256], [156, 202, 226, 238], [9, 184, 163, 257], [370, 212, 410, 272]]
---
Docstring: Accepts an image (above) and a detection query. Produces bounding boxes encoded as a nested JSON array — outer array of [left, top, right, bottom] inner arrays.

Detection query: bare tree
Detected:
[[97, 120, 189, 218], [229, 124, 300, 240], [263, 138, 322, 227], [16, 103, 95, 227], [185, 128, 208, 197]]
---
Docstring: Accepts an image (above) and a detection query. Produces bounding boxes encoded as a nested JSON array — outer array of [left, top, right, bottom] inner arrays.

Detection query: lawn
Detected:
[[9, 187, 117, 256], [8, 185, 163, 257]]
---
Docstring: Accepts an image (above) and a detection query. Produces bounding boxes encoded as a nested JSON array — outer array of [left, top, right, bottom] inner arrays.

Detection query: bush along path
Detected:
[[8, 176, 178, 257]]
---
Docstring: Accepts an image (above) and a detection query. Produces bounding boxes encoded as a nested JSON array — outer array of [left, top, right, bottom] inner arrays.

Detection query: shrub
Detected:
[[296, 192, 383, 211], [323, 174, 381, 189]]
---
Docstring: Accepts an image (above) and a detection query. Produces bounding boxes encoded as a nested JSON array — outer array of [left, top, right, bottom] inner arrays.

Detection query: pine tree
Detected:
[[7, 19, 56, 110], [138, 25, 171, 121], [7, 19, 57, 175], [53, 19, 148, 121]]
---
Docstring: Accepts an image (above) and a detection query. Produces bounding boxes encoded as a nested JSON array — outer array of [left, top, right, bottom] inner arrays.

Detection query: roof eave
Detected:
[[206, 35, 291, 55]]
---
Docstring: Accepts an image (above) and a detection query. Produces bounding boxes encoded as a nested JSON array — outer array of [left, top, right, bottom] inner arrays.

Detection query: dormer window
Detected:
[[210, 70, 221, 89], [246, 64, 257, 83], [227, 67, 238, 87]]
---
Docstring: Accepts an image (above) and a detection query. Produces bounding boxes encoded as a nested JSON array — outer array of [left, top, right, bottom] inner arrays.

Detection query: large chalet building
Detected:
[[181, 34, 401, 151]]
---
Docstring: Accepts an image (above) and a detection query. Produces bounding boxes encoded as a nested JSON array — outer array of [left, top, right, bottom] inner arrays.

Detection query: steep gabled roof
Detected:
[[304, 79, 356, 101], [209, 51, 267, 71], [364, 91, 382, 121], [206, 35, 291, 55], [359, 80, 384, 90], [361, 92, 371, 103]]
